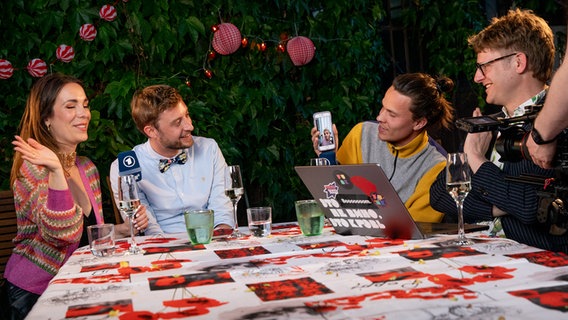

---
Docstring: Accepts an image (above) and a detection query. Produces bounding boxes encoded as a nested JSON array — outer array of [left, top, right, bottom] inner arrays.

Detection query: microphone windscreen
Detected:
[[118, 150, 142, 181]]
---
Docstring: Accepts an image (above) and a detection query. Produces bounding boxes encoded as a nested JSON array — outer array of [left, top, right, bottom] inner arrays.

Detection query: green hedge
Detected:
[[0, 0, 559, 223]]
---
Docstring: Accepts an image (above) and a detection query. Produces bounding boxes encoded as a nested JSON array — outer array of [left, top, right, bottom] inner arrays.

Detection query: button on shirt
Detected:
[[110, 137, 234, 235]]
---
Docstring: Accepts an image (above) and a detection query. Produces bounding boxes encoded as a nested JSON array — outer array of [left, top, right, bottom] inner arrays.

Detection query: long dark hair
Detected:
[[10, 73, 84, 186]]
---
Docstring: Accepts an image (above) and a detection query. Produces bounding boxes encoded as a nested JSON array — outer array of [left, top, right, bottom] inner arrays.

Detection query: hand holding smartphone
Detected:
[[313, 111, 336, 152]]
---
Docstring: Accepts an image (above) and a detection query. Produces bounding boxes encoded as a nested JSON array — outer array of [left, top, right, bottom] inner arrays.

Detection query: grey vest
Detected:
[[360, 122, 445, 203]]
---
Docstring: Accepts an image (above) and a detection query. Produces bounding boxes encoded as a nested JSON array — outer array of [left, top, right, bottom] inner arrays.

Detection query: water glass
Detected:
[[295, 200, 325, 236], [184, 209, 214, 245], [309, 158, 330, 166], [247, 207, 272, 237], [87, 224, 116, 257]]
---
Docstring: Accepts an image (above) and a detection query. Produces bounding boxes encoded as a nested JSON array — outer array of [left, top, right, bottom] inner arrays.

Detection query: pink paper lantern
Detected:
[[56, 44, 75, 63], [27, 59, 48, 78], [286, 36, 316, 66], [212, 23, 241, 55], [99, 5, 117, 22], [79, 24, 97, 41], [0, 59, 14, 79]]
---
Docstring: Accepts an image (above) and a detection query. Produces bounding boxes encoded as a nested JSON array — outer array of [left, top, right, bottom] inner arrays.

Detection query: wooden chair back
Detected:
[[0, 190, 17, 280]]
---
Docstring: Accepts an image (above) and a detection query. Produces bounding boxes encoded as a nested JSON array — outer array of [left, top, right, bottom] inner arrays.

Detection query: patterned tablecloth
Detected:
[[26, 223, 568, 319]]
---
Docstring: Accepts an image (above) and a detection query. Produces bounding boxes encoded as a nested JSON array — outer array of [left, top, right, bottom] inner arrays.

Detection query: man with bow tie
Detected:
[[109, 85, 234, 235]]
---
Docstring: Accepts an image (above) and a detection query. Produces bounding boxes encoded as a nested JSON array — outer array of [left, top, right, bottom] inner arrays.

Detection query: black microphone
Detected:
[[117, 150, 142, 181]]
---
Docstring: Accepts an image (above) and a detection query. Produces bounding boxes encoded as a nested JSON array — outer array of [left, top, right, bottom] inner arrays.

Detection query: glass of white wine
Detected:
[[446, 152, 474, 246], [225, 165, 245, 238], [117, 174, 144, 254]]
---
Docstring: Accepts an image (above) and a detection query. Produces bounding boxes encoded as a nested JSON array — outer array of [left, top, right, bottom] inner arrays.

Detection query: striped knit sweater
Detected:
[[5, 157, 102, 293]]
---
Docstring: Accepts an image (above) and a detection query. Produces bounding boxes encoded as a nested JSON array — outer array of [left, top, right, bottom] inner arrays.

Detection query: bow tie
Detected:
[[159, 152, 188, 173]]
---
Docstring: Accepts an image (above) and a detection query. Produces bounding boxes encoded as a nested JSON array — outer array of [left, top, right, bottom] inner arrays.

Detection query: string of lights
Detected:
[[0, 1, 316, 82]]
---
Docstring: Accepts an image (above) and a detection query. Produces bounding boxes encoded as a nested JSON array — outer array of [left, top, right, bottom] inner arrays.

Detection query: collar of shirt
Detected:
[[492, 89, 547, 168], [501, 89, 547, 118]]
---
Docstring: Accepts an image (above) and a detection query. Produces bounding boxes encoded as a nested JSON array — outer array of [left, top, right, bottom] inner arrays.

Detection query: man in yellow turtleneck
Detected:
[[312, 73, 455, 223]]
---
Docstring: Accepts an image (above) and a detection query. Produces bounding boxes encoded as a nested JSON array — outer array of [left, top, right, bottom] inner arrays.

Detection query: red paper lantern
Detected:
[[79, 24, 97, 41], [0, 59, 14, 79], [212, 23, 241, 55], [27, 58, 47, 78], [56, 44, 75, 63], [286, 36, 316, 66]]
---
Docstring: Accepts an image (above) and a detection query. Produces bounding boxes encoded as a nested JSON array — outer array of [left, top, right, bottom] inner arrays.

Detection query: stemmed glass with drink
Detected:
[[117, 174, 145, 254], [446, 152, 474, 246], [225, 165, 245, 238]]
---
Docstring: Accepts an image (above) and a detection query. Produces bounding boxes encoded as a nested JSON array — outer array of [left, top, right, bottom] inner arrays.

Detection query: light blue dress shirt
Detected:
[[110, 137, 234, 235]]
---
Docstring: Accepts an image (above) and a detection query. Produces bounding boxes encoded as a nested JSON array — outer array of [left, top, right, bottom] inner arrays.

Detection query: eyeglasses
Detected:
[[475, 52, 517, 77]]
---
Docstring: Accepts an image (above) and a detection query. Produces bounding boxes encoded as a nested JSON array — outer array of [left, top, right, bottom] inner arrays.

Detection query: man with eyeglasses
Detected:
[[430, 9, 568, 252]]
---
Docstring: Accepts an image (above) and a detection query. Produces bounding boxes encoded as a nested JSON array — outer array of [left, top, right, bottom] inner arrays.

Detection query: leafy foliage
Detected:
[[0, 0, 561, 223]]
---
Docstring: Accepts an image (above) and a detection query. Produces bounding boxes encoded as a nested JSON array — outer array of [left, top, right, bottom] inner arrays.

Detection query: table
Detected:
[[26, 223, 568, 319]]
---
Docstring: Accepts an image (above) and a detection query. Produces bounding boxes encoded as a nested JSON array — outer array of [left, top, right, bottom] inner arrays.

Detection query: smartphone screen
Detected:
[[313, 111, 335, 152]]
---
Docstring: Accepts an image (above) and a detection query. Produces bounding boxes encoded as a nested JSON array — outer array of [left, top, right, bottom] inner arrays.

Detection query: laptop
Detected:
[[295, 164, 487, 239]]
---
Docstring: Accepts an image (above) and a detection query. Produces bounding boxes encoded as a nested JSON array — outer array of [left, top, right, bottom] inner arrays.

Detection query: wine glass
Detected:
[[225, 165, 245, 238], [117, 174, 144, 254], [446, 152, 474, 246]]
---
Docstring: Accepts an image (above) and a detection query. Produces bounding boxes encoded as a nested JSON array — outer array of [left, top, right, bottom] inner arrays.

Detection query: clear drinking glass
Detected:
[[225, 165, 245, 238], [446, 152, 474, 246], [247, 207, 272, 237], [309, 158, 330, 166], [117, 174, 144, 254]]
